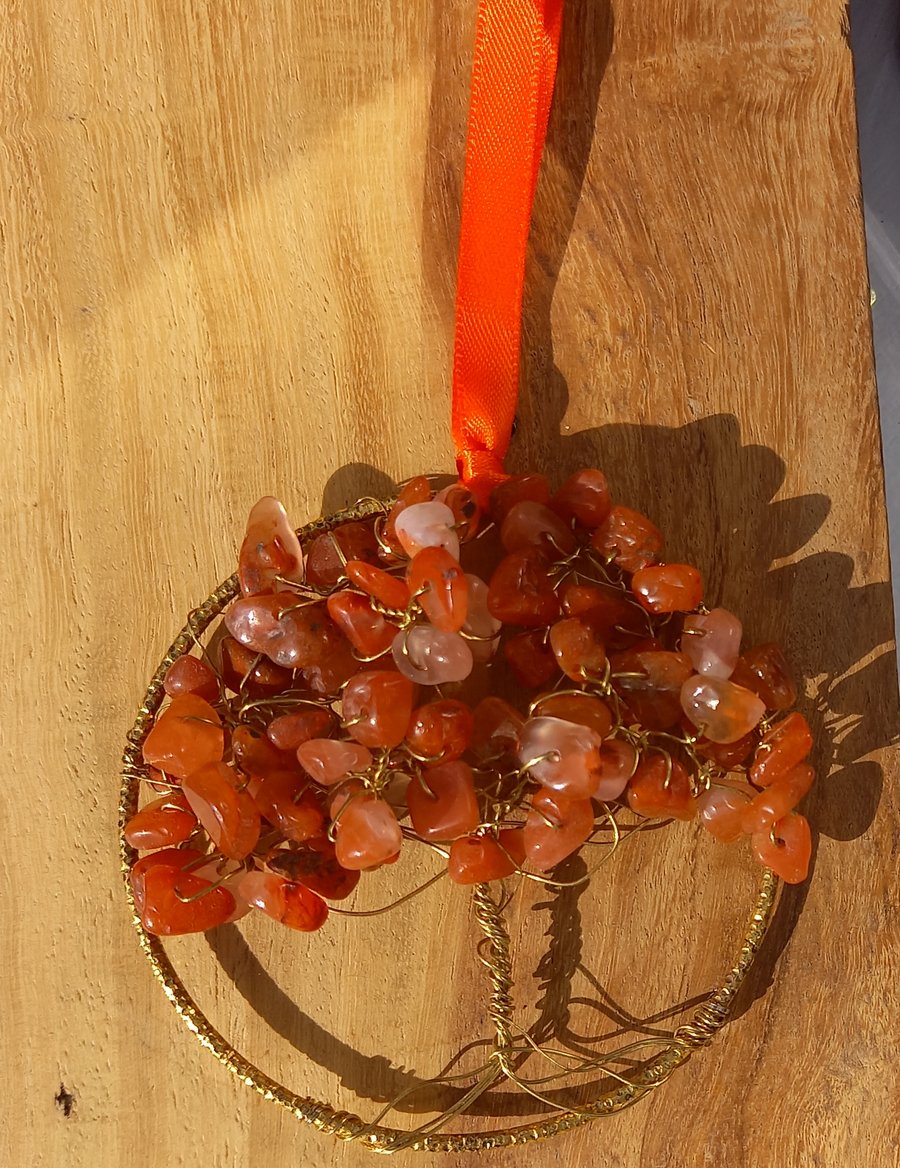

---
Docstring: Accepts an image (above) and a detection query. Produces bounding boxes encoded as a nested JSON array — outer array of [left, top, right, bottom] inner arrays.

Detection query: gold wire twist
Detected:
[[120, 499, 781, 1153], [472, 883, 515, 1059]]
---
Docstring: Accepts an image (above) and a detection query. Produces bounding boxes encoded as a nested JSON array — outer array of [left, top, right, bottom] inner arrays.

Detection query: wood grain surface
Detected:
[[3, 1, 898, 1165]]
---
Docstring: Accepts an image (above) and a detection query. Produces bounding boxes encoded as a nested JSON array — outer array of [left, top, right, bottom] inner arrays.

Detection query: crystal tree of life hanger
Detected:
[[120, 0, 815, 1153]]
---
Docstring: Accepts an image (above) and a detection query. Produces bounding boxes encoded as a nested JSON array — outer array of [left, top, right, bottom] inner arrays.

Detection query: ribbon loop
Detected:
[[456, 448, 509, 489], [451, 0, 564, 495]]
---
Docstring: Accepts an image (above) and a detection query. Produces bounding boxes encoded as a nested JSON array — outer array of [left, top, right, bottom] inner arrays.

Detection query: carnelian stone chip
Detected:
[[500, 501, 577, 556], [342, 670, 416, 749], [130, 847, 203, 914], [232, 725, 301, 777], [626, 755, 697, 820], [407, 761, 481, 841], [549, 617, 607, 681], [592, 506, 663, 573], [265, 836, 360, 900], [224, 593, 300, 657], [698, 787, 751, 842], [629, 637, 666, 653], [524, 788, 595, 871], [384, 477, 432, 554], [139, 864, 237, 936], [751, 813, 811, 883], [334, 796, 403, 870], [448, 834, 520, 884], [163, 655, 219, 702], [533, 692, 613, 739], [296, 739, 372, 785], [731, 643, 797, 711], [392, 625, 474, 684], [519, 716, 604, 799], [266, 708, 336, 752], [487, 550, 560, 627], [326, 591, 397, 658], [226, 597, 345, 671], [611, 650, 693, 731], [680, 676, 765, 744], [749, 712, 813, 787], [435, 482, 482, 542], [681, 608, 742, 678], [498, 827, 527, 869], [406, 699, 474, 762], [469, 698, 525, 765], [503, 631, 559, 688], [553, 469, 611, 528], [559, 583, 646, 647], [593, 738, 638, 800], [327, 778, 365, 819], [124, 792, 196, 850], [632, 564, 703, 614], [238, 496, 304, 596], [131, 850, 234, 936], [693, 730, 757, 769], [183, 761, 261, 860], [345, 560, 410, 611], [239, 870, 328, 931], [559, 583, 607, 618], [247, 771, 325, 842], [489, 473, 550, 522], [142, 694, 224, 780], [302, 630, 360, 694], [191, 859, 252, 923], [394, 502, 459, 559], [461, 574, 501, 662], [741, 763, 814, 834], [305, 522, 380, 588], [407, 546, 469, 633], [219, 636, 293, 697]]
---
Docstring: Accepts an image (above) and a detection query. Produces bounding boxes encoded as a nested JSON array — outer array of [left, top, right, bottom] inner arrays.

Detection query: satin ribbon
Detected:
[[451, 0, 564, 495]]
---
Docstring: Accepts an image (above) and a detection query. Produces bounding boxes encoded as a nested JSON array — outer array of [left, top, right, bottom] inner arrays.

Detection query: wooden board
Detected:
[[3, 0, 898, 1164]]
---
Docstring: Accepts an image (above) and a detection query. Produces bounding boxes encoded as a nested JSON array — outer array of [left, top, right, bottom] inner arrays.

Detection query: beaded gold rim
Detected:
[[119, 500, 780, 1154]]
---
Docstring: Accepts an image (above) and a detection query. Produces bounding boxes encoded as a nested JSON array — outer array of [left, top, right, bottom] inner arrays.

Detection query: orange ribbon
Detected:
[[451, 0, 564, 496]]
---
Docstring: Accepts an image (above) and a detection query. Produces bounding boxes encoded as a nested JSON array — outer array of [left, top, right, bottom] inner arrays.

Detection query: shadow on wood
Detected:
[[204, 896, 698, 1121]]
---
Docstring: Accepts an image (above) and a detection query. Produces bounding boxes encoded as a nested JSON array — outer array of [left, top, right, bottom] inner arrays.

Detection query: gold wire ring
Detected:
[[119, 501, 780, 1153]]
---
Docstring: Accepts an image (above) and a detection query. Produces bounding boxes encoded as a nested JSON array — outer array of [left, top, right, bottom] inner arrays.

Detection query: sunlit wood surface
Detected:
[[3, 1, 898, 1165]]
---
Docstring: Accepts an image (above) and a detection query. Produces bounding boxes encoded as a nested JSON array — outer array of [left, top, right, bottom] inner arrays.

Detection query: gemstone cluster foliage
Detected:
[[126, 471, 815, 936]]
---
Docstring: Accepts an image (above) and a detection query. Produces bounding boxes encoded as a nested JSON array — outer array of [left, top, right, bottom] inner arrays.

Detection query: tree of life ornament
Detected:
[[120, 482, 810, 1152]]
